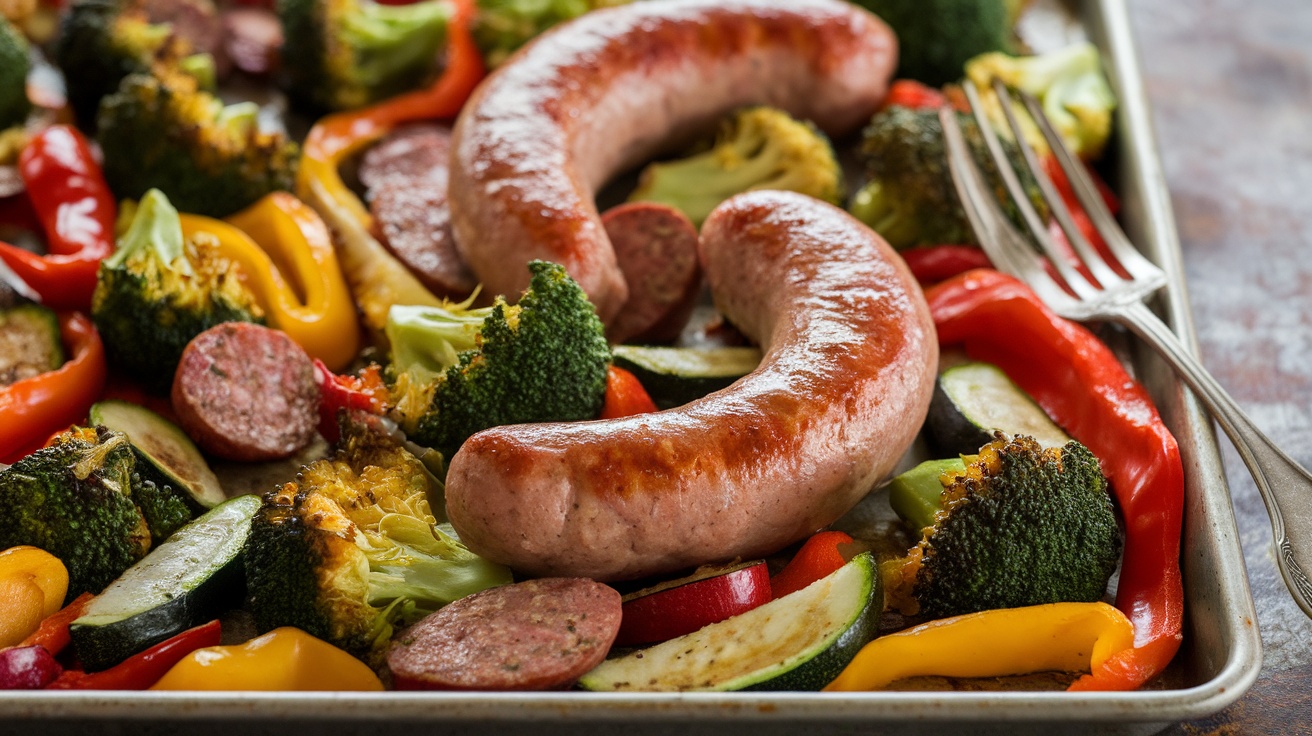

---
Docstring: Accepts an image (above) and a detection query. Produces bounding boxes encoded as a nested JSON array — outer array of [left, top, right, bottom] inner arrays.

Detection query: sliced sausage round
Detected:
[[358, 124, 452, 192], [222, 7, 282, 76], [171, 322, 319, 462], [602, 202, 702, 345], [388, 578, 622, 691], [370, 181, 477, 300]]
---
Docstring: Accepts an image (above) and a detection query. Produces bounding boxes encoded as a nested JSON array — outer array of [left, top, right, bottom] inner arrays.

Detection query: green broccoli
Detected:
[[849, 105, 1049, 249], [882, 433, 1121, 620], [0, 17, 30, 131], [244, 421, 512, 665], [627, 106, 844, 227], [966, 42, 1118, 160], [95, 67, 299, 217], [852, 0, 1012, 87], [0, 304, 63, 387], [472, 0, 631, 68], [278, 0, 451, 112], [52, 0, 202, 128], [387, 260, 611, 459], [0, 427, 152, 600], [91, 188, 264, 392]]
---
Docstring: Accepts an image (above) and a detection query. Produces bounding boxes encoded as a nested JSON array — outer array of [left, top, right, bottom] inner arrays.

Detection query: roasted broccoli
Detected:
[[0, 17, 29, 131], [278, 0, 451, 112], [628, 106, 843, 227], [849, 105, 1048, 249], [52, 0, 198, 127], [96, 67, 299, 217], [966, 42, 1117, 160], [0, 304, 63, 386], [387, 260, 611, 459], [472, 0, 630, 67], [0, 427, 152, 600], [882, 433, 1121, 619], [244, 421, 512, 665], [91, 188, 264, 392], [852, 0, 1012, 87]]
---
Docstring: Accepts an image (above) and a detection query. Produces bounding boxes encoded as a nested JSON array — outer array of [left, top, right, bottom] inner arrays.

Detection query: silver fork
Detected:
[[941, 78, 1312, 619]]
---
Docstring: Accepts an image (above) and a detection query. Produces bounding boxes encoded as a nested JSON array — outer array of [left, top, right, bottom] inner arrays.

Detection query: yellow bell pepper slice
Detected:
[[151, 627, 383, 691], [0, 546, 69, 647], [178, 193, 361, 372], [824, 602, 1135, 692]]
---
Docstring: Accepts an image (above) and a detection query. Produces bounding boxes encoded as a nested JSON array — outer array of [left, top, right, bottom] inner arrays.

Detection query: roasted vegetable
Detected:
[[471, 0, 630, 67], [244, 422, 512, 665], [0, 16, 29, 130], [0, 427, 152, 600], [388, 260, 611, 459], [851, 0, 1012, 87], [0, 304, 63, 387], [849, 105, 1047, 249], [96, 67, 299, 217], [882, 433, 1121, 619], [278, 0, 452, 112], [90, 188, 264, 392], [628, 106, 843, 227]]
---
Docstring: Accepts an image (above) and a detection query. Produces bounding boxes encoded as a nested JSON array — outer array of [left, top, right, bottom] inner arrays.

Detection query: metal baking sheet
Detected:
[[0, 0, 1262, 731]]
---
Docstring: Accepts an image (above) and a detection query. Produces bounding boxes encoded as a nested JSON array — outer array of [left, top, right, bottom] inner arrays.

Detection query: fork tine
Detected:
[[959, 81, 1100, 301], [1016, 89, 1163, 285], [938, 106, 1073, 310], [988, 79, 1126, 290]]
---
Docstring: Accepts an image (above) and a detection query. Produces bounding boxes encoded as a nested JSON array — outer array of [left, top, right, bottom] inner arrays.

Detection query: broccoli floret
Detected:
[[0, 304, 63, 386], [966, 42, 1118, 160], [472, 0, 630, 68], [278, 0, 451, 112], [882, 434, 1121, 619], [853, 0, 1012, 87], [0, 17, 30, 131], [129, 471, 194, 545], [0, 427, 152, 600], [91, 188, 264, 391], [96, 68, 299, 217], [244, 421, 512, 665], [849, 105, 1049, 249], [387, 260, 611, 459], [628, 106, 843, 227], [52, 0, 197, 127]]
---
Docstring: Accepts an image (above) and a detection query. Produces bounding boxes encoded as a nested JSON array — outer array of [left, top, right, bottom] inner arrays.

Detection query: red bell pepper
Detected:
[[882, 80, 948, 111], [47, 619, 222, 690], [900, 245, 992, 285], [19, 592, 94, 658], [598, 365, 658, 420], [313, 359, 387, 443], [925, 269, 1184, 691], [770, 531, 854, 600], [1, 312, 108, 464], [0, 126, 116, 311]]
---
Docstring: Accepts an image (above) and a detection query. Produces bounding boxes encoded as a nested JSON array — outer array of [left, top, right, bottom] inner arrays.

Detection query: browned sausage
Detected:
[[601, 202, 701, 345], [358, 124, 451, 192], [388, 578, 622, 691], [445, 191, 938, 581], [171, 322, 319, 462], [448, 0, 897, 324]]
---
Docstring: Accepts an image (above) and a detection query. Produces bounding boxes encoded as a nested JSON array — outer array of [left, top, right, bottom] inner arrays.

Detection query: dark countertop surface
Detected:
[[1133, 0, 1312, 731]]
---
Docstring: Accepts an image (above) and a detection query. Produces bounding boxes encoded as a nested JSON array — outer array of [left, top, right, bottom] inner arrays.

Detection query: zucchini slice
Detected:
[[0, 304, 63, 386], [926, 362, 1070, 455], [89, 400, 226, 510], [611, 345, 762, 409], [579, 553, 880, 692], [69, 494, 261, 672]]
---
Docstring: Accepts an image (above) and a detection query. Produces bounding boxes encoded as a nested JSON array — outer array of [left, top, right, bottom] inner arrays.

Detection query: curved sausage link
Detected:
[[448, 0, 897, 323], [445, 191, 938, 581]]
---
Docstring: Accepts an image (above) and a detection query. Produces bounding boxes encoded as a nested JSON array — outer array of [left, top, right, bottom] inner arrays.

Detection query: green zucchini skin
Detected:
[[89, 400, 227, 512], [612, 345, 762, 409], [926, 362, 1070, 456], [69, 494, 259, 672]]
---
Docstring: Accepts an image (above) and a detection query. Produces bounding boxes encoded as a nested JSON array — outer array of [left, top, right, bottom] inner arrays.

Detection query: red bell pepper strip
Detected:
[[47, 619, 222, 690], [0, 126, 116, 311], [598, 365, 657, 420], [770, 530, 854, 600], [313, 359, 387, 443], [900, 245, 992, 285], [882, 80, 949, 111], [925, 269, 1184, 691], [19, 592, 94, 658], [0, 312, 108, 464]]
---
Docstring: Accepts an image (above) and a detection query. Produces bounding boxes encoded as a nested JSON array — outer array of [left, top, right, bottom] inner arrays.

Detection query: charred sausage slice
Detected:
[[171, 322, 319, 462], [449, 0, 897, 323], [445, 191, 938, 581], [388, 578, 622, 691]]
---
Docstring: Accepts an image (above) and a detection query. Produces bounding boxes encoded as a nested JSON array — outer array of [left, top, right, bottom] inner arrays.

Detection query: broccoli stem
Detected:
[[386, 302, 494, 378], [888, 458, 966, 532], [103, 189, 188, 274], [342, 0, 450, 87]]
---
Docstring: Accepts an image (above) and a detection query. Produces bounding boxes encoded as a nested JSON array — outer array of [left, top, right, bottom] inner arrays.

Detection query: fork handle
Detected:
[[1120, 301, 1312, 617]]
